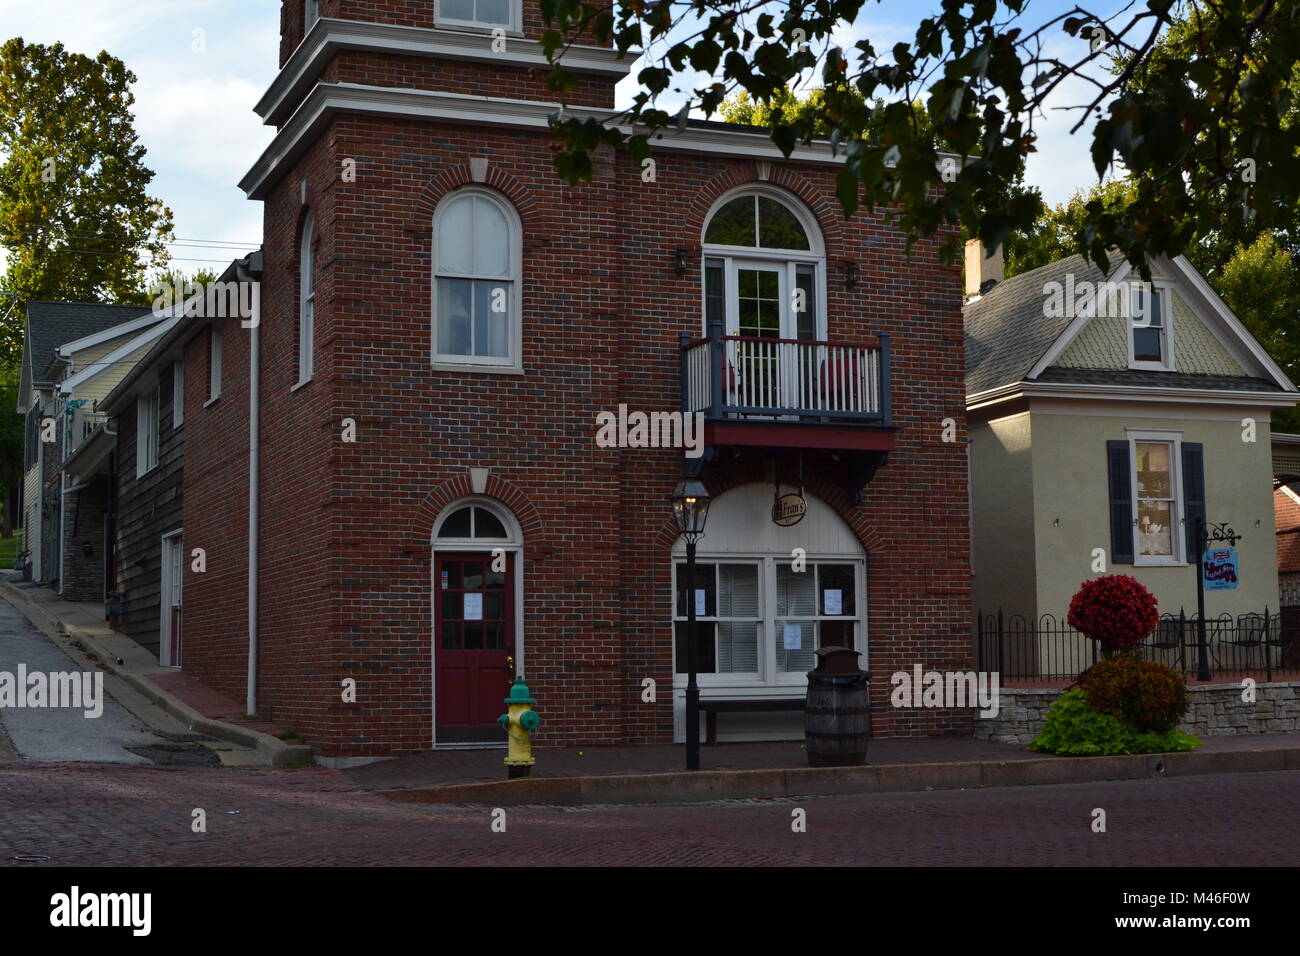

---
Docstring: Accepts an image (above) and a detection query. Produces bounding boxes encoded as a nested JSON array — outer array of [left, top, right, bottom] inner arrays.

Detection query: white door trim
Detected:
[[159, 529, 183, 667]]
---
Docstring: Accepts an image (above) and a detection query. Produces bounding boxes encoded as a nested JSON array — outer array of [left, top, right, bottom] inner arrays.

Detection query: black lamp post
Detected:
[[670, 479, 711, 771]]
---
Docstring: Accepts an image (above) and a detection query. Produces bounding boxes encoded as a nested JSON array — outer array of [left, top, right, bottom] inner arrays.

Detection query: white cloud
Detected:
[[0, 0, 276, 273]]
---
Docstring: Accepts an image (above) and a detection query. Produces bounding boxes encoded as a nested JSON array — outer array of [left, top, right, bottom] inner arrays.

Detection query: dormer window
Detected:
[[1129, 283, 1173, 370], [437, 0, 518, 31]]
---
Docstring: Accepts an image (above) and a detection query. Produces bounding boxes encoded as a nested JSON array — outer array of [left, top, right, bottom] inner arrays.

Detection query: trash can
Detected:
[[804, 646, 870, 767]]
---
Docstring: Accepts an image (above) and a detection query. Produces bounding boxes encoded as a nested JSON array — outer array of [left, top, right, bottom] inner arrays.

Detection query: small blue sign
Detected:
[[1202, 548, 1239, 590]]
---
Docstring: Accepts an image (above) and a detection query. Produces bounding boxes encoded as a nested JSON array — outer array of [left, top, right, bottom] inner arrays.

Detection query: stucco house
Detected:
[[965, 242, 1298, 673]]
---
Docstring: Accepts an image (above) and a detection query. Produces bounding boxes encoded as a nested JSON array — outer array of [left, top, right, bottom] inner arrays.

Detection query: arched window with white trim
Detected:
[[298, 213, 315, 386], [701, 187, 826, 413], [432, 189, 522, 370], [702, 187, 825, 342]]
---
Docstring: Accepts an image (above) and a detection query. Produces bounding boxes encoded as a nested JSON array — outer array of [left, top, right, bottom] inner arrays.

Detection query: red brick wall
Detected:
[[181, 324, 256, 706], [191, 9, 973, 755]]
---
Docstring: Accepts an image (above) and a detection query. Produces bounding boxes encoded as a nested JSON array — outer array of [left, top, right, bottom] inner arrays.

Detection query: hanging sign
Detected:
[[1202, 548, 1239, 590], [772, 493, 807, 527]]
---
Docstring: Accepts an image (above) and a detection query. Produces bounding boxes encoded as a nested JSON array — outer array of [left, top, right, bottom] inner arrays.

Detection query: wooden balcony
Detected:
[[679, 322, 896, 460]]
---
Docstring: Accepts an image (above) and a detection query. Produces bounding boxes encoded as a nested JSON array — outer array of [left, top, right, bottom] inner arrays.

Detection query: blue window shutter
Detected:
[[1182, 442, 1206, 560], [1107, 440, 1134, 564]]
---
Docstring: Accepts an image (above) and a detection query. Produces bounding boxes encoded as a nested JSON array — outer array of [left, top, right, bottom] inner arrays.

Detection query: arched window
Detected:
[[701, 187, 825, 342], [432, 189, 522, 370], [298, 213, 315, 386], [435, 504, 511, 541]]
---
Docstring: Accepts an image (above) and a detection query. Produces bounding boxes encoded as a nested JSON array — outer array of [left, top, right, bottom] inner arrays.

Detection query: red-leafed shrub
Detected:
[[1067, 575, 1159, 653], [1078, 655, 1189, 734]]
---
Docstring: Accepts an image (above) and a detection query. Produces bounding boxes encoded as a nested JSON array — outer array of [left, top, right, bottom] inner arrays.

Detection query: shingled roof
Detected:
[[24, 300, 154, 385], [964, 254, 1104, 395]]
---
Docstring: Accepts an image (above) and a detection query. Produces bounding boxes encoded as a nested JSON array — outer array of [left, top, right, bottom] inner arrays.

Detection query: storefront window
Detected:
[[673, 558, 863, 682]]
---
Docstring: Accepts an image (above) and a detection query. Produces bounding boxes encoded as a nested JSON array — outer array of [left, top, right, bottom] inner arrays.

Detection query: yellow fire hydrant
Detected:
[[498, 677, 541, 779]]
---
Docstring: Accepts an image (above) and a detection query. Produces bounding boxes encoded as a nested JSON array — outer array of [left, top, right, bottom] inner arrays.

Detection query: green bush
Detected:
[[1028, 689, 1202, 756], [1078, 654, 1189, 733]]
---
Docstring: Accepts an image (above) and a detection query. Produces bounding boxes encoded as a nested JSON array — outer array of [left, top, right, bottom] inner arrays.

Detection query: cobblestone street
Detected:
[[2, 762, 1296, 866]]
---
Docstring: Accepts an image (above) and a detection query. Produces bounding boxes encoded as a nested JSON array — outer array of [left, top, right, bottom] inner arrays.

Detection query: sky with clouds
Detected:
[[0, 0, 1136, 277]]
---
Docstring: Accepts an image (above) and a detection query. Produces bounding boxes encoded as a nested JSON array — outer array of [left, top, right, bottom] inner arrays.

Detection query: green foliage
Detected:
[[1216, 232, 1300, 432], [1079, 655, 1189, 734], [0, 37, 174, 365], [1003, 180, 1137, 278], [542, 0, 1300, 275], [0, 360, 22, 535], [147, 268, 220, 312], [1028, 688, 1202, 756], [0, 527, 22, 562]]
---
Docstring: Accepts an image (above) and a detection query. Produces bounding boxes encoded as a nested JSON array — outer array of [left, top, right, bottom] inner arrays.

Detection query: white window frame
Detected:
[[1127, 429, 1185, 567], [700, 185, 827, 341], [159, 529, 184, 668], [297, 213, 315, 387], [1127, 281, 1176, 372], [206, 327, 222, 405], [435, 0, 522, 33], [136, 384, 160, 478], [670, 553, 867, 688], [305, 0, 321, 33], [172, 360, 184, 429], [431, 188, 524, 373]]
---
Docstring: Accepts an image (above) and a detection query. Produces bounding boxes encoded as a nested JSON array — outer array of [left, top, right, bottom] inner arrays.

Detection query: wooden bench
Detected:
[[699, 698, 804, 744]]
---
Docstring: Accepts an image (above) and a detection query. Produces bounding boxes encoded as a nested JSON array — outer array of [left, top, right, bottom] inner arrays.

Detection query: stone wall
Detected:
[[975, 682, 1300, 745]]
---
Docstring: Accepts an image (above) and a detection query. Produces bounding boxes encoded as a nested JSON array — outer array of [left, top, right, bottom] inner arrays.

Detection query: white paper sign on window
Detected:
[[695, 589, 707, 616], [464, 593, 484, 621], [783, 623, 802, 650], [824, 589, 843, 615]]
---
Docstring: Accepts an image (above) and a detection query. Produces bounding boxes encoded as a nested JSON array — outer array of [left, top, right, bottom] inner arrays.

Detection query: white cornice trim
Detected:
[[240, 83, 876, 199], [58, 315, 181, 395], [258, 17, 639, 126], [966, 379, 1300, 413], [1166, 253, 1297, 391], [56, 310, 166, 357]]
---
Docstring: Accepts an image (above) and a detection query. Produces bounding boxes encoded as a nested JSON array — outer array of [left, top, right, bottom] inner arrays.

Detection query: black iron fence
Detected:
[[975, 608, 1300, 682]]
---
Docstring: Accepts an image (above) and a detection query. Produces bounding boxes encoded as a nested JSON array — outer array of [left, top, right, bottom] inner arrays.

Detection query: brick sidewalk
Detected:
[[342, 732, 1300, 790]]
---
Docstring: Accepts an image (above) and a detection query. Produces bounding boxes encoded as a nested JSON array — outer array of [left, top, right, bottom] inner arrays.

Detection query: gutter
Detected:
[[237, 256, 262, 717], [967, 380, 1300, 413]]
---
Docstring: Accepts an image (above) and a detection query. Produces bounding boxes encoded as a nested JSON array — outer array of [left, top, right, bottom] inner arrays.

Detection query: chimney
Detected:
[[965, 238, 1004, 298]]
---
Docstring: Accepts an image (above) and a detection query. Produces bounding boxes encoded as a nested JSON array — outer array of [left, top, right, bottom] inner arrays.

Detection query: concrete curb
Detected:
[[0, 582, 313, 768], [379, 745, 1300, 807]]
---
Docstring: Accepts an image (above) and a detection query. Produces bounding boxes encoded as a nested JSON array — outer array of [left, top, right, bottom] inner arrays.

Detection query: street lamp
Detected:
[[670, 479, 711, 771]]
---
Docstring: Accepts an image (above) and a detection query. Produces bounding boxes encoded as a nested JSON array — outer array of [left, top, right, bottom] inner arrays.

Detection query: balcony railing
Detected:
[[680, 321, 891, 424], [64, 406, 107, 458]]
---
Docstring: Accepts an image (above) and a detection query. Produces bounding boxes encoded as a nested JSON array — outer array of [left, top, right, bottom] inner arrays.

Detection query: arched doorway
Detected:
[[670, 483, 867, 742], [431, 497, 523, 746]]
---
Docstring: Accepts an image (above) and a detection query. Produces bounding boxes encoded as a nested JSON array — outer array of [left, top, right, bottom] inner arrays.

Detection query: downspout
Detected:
[[238, 257, 261, 717]]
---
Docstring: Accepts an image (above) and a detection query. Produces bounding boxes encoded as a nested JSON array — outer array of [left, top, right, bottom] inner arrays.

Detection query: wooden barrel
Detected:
[[804, 674, 870, 766]]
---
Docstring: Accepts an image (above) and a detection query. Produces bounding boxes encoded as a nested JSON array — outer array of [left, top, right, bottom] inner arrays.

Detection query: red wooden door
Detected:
[[435, 552, 515, 743]]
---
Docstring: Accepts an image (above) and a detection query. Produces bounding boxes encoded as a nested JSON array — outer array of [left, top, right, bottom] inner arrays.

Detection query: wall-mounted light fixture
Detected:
[[675, 249, 692, 276], [842, 261, 859, 290], [81, 541, 93, 558]]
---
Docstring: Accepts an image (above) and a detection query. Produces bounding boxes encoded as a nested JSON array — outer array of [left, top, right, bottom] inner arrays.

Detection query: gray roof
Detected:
[[1034, 367, 1280, 391], [964, 254, 1104, 395], [25, 300, 154, 384]]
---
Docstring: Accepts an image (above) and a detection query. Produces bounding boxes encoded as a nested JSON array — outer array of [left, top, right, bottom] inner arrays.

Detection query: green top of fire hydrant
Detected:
[[504, 677, 536, 705]]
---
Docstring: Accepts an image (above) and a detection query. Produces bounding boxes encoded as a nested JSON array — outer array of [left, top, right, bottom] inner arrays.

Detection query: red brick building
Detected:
[[178, 0, 973, 760]]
